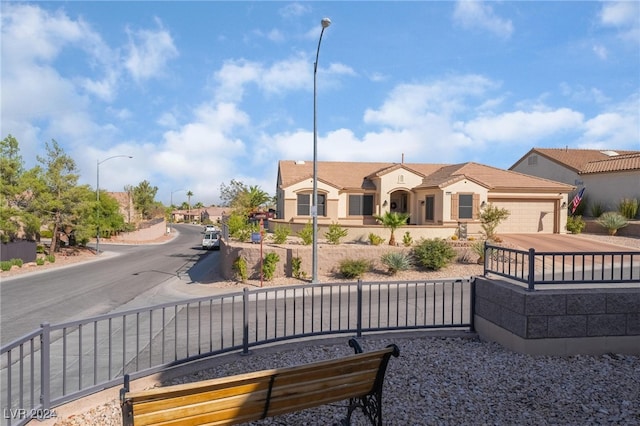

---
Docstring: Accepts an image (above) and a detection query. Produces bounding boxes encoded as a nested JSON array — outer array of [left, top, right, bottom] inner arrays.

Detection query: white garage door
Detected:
[[489, 199, 557, 233]]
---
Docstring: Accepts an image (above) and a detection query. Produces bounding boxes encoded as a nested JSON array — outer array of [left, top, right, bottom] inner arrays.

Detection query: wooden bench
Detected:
[[120, 338, 399, 426]]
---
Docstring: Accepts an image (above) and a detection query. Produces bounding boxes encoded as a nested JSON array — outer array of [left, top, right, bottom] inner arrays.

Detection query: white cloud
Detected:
[[453, 0, 514, 39], [599, 1, 640, 44], [279, 3, 310, 19], [580, 95, 640, 147], [124, 18, 179, 82], [462, 109, 584, 143], [592, 44, 608, 60]]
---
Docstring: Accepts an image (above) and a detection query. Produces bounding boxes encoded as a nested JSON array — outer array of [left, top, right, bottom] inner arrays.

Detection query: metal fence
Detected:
[[484, 243, 640, 290], [1, 278, 473, 425]]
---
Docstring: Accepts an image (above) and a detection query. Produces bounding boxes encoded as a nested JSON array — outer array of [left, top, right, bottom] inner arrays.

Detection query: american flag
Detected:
[[570, 188, 585, 214]]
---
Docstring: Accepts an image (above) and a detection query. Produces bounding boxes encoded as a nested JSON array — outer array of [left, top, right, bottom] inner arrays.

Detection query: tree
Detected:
[[0, 135, 24, 241], [373, 212, 409, 246], [186, 190, 193, 221], [132, 180, 158, 220], [480, 204, 510, 240], [219, 180, 271, 215], [30, 140, 81, 252]]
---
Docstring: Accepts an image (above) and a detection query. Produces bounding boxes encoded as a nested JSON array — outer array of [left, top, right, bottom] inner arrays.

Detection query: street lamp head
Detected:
[[321, 18, 331, 29]]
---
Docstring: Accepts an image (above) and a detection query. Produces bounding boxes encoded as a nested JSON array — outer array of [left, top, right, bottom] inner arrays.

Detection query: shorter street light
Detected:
[[96, 155, 132, 254]]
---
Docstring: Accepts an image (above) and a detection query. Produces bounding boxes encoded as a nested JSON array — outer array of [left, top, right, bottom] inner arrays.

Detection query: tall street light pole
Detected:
[[96, 155, 132, 254], [170, 189, 186, 233], [312, 17, 331, 284]]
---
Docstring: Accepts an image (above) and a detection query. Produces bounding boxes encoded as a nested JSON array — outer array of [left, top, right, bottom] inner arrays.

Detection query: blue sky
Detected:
[[2, 1, 639, 206]]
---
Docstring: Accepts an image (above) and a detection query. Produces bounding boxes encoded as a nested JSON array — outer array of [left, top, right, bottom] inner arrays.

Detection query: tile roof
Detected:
[[580, 152, 640, 174], [279, 160, 574, 192], [511, 148, 640, 173]]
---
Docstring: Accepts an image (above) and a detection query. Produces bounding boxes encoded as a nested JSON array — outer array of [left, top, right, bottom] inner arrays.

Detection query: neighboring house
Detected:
[[276, 160, 574, 235], [171, 206, 227, 224], [510, 148, 640, 214]]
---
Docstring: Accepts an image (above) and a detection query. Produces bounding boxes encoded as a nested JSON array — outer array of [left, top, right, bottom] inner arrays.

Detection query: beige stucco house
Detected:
[[276, 160, 574, 238], [510, 148, 640, 215]]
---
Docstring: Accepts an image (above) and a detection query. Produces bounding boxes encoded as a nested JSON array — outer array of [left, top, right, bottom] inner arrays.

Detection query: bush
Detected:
[[402, 231, 413, 247], [590, 202, 605, 218], [272, 225, 290, 244], [291, 256, 306, 279], [618, 198, 639, 220], [470, 240, 486, 264], [227, 213, 249, 240], [368, 233, 385, 246], [262, 252, 280, 281], [0, 261, 11, 271], [36, 245, 45, 254], [566, 215, 586, 234], [36, 257, 45, 266], [232, 256, 248, 282], [412, 238, 457, 270], [46, 254, 55, 263], [338, 258, 371, 279], [324, 222, 348, 245], [596, 211, 628, 236], [11, 258, 23, 268], [297, 221, 313, 245], [380, 251, 413, 275], [480, 204, 510, 240]]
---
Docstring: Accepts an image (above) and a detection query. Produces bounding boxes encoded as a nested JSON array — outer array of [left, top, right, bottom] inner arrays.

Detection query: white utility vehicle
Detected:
[[202, 231, 221, 250]]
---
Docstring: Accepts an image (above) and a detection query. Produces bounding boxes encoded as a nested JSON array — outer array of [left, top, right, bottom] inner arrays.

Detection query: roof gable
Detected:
[[510, 148, 640, 173]]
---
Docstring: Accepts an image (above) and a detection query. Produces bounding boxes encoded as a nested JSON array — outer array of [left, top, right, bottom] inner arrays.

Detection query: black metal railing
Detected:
[[484, 243, 640, 290], [1, 278, 473, 426]]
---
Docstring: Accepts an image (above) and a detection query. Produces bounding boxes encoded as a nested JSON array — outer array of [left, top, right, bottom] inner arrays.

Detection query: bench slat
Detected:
[[122, 343, 398, 426]]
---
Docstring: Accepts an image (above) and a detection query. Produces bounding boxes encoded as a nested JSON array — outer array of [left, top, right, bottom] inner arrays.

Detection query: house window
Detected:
[[425, 196, 435, 221], [297, 193, 325, 216], [398, 174, 404, 184], [348, 194, 373, 216], [458, 194, 473, 219]]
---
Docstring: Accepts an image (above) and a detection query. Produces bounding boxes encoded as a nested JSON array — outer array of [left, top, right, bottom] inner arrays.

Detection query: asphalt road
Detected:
[[0, 224, 218, 345]]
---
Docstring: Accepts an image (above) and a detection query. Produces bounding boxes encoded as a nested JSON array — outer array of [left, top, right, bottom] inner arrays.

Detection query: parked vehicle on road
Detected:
[[203, 225, 218, 233], [202, 231, 221, 250]]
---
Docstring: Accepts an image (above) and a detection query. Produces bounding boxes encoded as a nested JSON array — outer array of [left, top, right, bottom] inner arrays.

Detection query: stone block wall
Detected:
[[474, 276, 640, 355]]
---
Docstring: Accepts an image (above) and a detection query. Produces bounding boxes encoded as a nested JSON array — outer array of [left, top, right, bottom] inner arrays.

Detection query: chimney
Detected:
[[401, 153, 404, 164]]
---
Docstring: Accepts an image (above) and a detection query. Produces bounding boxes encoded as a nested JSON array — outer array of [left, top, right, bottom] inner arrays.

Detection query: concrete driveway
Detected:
[[499, 233, 639, 253]]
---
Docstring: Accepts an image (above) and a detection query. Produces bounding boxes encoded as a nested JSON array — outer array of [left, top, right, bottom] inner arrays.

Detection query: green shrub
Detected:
[[262, 252, 280, 281], [380, 251, 413, 275], [469, 240, 486, 263], [232, 256, 248, 282], [0, 261, 11, 271], [566, 215, 586, 234], [596, 211, 628, 236], [227, 213, 249, 240], [36, 245, 45, 254], [36, 257, 45, 266], [235, 228, 252, 243], [402, 231, 413, 247], [338, 258, 371, 279], [590, 202, 605, 218], [324, 222, 348, 245], [272, 225, 291, 244], [40, 230, 53, 239], [10, 258, 23, 268], [368, 233, 385, 246], [412, 238, 457, 271], [297, 221, 313, 245], [46, 254, 56, 263], [618, 198, 639, 219], [480, 204, 510, 240], [291, 256, 306, 279]]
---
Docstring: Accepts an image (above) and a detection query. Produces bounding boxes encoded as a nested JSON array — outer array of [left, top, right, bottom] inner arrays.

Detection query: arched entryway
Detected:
[[389, 190, 411, 223]]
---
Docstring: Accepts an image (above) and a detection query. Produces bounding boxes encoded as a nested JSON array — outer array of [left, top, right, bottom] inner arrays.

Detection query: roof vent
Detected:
[[295, 160, 306, 165], [600, 150, 619, 157]]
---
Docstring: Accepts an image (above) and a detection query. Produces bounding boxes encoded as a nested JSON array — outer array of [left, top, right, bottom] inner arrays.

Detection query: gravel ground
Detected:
[[54, 335, 640, 426]]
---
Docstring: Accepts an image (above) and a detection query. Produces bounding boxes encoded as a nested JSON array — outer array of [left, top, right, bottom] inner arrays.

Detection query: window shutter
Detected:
[[451, 194, 459, 220], [473, 194, 480, 220]]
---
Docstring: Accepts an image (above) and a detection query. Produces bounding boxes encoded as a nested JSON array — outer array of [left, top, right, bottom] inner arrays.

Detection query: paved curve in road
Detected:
[[0, 224, 219, 345]]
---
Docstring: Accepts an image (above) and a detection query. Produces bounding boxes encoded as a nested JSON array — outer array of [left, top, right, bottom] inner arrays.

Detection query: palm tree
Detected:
[[186, 190, 193, 222], [373, 212, 409, 246]]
